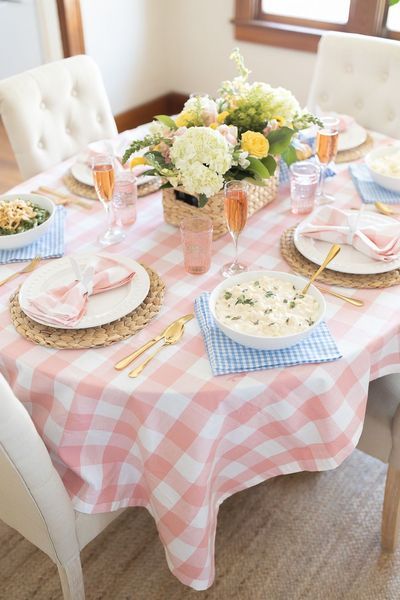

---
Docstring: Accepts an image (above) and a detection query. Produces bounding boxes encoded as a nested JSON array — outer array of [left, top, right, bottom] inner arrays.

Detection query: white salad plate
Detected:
[[71, 161, 94, 186], [19, 252, 150, 329], [294, 210, 400, 275], [338, 122, 367, 152]]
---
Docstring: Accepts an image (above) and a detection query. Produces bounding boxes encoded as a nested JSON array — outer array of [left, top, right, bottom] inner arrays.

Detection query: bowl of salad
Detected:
[[0, 193, 55, 250]]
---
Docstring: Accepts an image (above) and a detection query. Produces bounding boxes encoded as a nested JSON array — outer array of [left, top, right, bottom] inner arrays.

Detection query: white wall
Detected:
[[80, 0, 169, 115], [165, 0, 316, 107], [81, 0, 317, 115]]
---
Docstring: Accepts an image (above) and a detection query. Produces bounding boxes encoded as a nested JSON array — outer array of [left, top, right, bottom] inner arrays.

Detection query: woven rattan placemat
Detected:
[[63, 172, 162, 199], [336, 134, 374, 164], [9, 265, 165, 349], [280, 226, 400, 288]]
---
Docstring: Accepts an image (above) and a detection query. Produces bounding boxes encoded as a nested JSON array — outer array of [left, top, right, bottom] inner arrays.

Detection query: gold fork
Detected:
[[0, 256, 42, 287]]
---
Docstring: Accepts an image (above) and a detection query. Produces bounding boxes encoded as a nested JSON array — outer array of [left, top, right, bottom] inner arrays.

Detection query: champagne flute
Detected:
[[91, 154, 125, 246], [221, 180, 248, 278], [316, 116, 339, 204]]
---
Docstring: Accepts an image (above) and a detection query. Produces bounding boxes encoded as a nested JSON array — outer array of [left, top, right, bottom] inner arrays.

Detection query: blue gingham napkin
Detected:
[[0, 206, 66, 264], [279, 157, 336, 186], [195, 292, 342, 376], [349, 163, 400, 205]]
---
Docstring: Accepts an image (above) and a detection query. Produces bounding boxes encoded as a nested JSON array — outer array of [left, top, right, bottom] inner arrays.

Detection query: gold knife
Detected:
[[114, 313, 194, 370]]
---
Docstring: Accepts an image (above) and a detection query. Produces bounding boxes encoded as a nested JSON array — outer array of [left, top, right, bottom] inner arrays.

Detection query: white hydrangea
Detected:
[[183, 95, 218, 126], [170, 127, 233, 197], [148, 120, 170, 137], [180, 164, 224, 198], [256, 82, 301, 121]]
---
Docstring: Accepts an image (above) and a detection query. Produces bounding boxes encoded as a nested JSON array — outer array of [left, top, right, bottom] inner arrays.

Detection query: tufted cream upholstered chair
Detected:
[[0, 373, 125, 599], [307, 32, 400, 137], [0, 55, 118, 179], [357, 374, 400, 551]]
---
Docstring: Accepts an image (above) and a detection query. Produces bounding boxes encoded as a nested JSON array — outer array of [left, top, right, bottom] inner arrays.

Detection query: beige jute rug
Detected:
[[1, 450, 400, 600]]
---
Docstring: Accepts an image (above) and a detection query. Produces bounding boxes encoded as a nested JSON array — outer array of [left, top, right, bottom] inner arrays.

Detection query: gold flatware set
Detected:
[[374, 201, 400, 218], [33, 186, 93, 210], [298, 244, 364, 307], [115, 314, 194, 378], [0, 256, 42, 287]]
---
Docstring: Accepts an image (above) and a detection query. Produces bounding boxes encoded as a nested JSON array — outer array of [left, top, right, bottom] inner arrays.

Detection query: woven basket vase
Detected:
[[162, 175, 279, 240]]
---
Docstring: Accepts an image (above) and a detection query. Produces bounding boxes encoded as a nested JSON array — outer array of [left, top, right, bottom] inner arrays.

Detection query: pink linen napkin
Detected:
[[25, 256, 135, 327], [298, 206, 400, 262]]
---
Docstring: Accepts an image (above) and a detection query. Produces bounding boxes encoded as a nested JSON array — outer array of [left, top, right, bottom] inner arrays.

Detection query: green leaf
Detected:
[[246, 156, 271, 180], [281, 144, 298, 166], [160, 182, 172, 189], [267, 127, 295, 156], [389, 0, 400, 6], [155, 115, 177, 130], [260, 155, 277, 176], [198, 193, 208, 208]]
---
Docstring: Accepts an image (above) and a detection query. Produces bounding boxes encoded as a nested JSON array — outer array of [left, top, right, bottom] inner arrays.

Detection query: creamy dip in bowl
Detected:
[[209, 271, 326, 350]]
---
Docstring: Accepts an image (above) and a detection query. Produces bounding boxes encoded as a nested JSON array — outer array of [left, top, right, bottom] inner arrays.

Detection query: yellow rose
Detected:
[[209, 123, 218, 129], [217, 111, 229, 124], [272, 115, 286, 127], [241, 131, 270, 159], [129, 156, 148, 169], [175, 111, 195, 127]]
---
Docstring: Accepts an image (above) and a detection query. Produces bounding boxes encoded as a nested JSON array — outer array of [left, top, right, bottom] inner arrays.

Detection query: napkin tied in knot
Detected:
[[25, 255, 135, 327], [298, 206, 400, 263]]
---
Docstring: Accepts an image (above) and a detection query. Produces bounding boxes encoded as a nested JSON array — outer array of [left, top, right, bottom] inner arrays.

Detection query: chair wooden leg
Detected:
[[57, 555, 85, 600], [382, 464, 400, 552]]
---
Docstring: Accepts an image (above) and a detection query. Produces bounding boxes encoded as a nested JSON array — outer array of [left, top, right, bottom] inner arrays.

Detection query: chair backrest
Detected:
[[0, 373, 79, 566], [0, 54, 118, 179], [307, 32, 400, 137]]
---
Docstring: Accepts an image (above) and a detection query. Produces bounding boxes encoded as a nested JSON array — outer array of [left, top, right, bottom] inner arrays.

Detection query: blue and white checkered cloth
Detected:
[[195, 292, 342, 376], [349, 163, 400, 205], [0, 206, 66, 264]]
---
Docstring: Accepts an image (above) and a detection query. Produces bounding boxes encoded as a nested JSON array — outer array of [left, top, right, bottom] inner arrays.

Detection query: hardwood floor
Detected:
[[0, 120, 21, 193]]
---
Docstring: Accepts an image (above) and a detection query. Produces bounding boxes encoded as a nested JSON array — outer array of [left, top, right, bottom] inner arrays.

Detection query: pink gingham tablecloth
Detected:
[[0, 129, 399, 590]]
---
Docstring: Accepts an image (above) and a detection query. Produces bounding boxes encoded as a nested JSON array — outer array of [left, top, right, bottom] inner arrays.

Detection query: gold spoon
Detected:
[[302, 244, 341, 295], [128, 318, 190, 378], [375, 201, 400, 218], [115, 314, 194, 370]]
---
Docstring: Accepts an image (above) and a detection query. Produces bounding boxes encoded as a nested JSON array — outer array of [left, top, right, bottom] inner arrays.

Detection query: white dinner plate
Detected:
[[338, 123, 367, 152], [19, 253, 150, 329], [71, 161, 94, 186], [294, 210, 400, 275], [71, 161, 159, 188]]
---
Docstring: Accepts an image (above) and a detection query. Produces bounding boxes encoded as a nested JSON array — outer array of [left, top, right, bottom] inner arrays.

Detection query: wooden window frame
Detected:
[[233, 0, 390, 53], [56, 0, 85, 57]]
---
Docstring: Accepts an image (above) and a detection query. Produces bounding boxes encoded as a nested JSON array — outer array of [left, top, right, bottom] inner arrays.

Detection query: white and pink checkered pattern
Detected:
[[0, 130, 399, 590]]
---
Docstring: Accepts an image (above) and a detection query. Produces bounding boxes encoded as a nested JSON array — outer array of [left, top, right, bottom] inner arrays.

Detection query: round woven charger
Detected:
[[9, 265, 165, 349], [280, 226, 400, 289], [335, 133, 374, 164], [63, 172, 162, 199]]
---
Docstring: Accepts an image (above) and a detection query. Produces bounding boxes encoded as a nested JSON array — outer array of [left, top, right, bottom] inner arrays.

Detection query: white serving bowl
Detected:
[[0, 193, 56, 250], [365, 146, 400, 193], [209, 270, 326, 350]]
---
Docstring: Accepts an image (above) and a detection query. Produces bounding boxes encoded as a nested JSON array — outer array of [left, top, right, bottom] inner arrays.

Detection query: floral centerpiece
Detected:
[[123, 49, 319, 209], [123, 50, 319, 238]]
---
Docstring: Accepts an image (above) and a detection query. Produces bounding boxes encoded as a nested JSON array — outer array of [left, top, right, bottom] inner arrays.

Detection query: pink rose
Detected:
[[217, 124, 238, 146]]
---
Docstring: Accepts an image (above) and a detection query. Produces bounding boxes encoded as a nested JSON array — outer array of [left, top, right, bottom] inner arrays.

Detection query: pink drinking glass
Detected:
[[180, 216, 213, 275]]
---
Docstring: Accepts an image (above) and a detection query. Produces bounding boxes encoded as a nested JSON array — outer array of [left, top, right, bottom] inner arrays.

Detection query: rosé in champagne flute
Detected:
[[221, 181, 249, 278]]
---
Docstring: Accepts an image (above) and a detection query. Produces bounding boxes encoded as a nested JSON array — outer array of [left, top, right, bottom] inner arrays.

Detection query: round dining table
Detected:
[[0, 127, 399, 590]]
